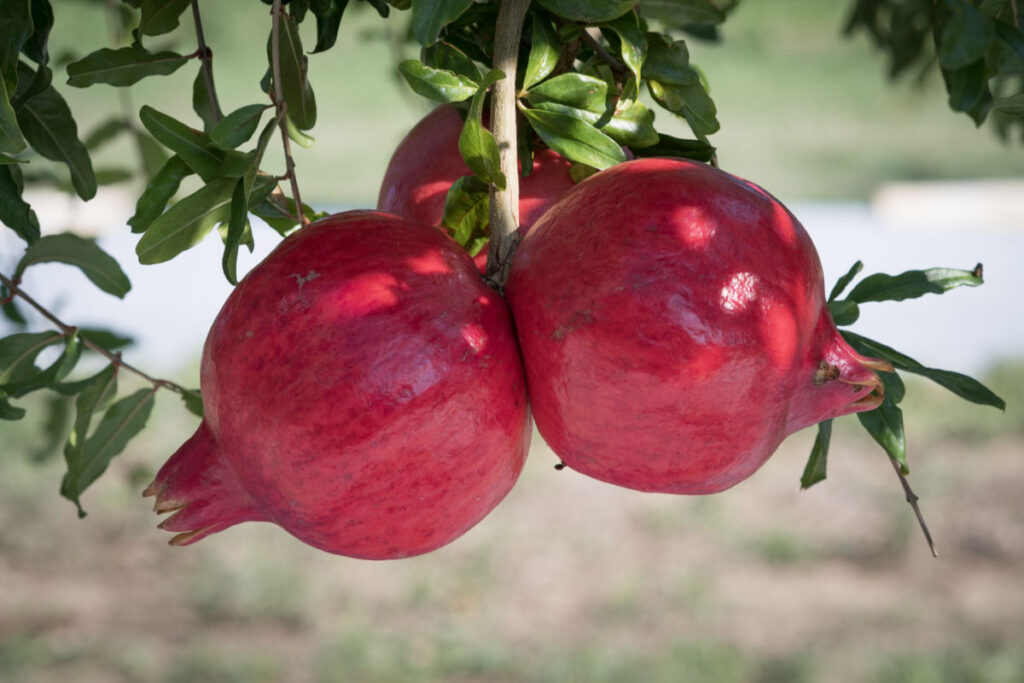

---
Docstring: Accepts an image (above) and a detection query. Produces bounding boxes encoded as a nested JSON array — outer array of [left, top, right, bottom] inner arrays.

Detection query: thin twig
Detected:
[[485, 0, 532, 291], [889, 457, 938, 558], [1013, 0, 1020, 27], [581, 28, 625, 74], [0, 273, 192, 398], [270, 0, 308, 227], [191, 0, 223, 123]]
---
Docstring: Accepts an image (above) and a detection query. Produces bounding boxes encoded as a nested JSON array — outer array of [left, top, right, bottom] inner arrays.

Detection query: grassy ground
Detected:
[[44, 0, 1023, 206], [1, 363, 1022, 683]]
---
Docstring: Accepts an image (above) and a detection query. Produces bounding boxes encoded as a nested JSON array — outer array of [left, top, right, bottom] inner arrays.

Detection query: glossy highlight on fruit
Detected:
[[145, 211, 531, 559], [506, 158, 890, 494]]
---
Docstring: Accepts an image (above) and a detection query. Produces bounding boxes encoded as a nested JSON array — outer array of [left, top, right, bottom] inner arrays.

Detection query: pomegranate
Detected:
[[145, 211, 530, 558], [377, 104, 578, 269], [506, 158, 890, 494]]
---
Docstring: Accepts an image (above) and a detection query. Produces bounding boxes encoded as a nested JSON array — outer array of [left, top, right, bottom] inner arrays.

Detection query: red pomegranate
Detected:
[[506, 158, 890, 494], [145, 211, 530, 558], [377, 104, 578, 269]]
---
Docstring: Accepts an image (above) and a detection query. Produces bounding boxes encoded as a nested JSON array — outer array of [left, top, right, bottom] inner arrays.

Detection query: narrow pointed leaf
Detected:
[[180, 388, 203, 417], [309, 0, 350, 53], [191, 67, 218, 133], [67, 47, 190, 87], [211, 104, 269, 150], [857, 397, 907, 473], [939, 0, 996, 69], [137, 0, 191, 38], [442, 175, 490, 253], [827, 299, 860, 326], [526, 73, 608, 114], [535, 0, 635, 23], [846, 266, 984, 303], [136, 177, 235, 264], [523, 13, 560, 90], [139, 105, 249, 181], [642, 33, 697, 85], [422, 41, 482, 82], [0, 76, 26, 154], [602, 100, 658, 147], [629, 132, 715, 161], [800, 419, 832, 489], [648, 79, 719, 137], [0, 163, 41, 243], [285, 114, 314, 148], [0, 0, 33, 91], [0, 330, 63, 384], [828, 260, 864, 301], [603, 11, 646, 85], [398, 59, 478, 103], [23, 0, 53, 65], [459, 69, 506, 189], [268, 13, 316, 130], [4, 329, 82, 398], [522, 107, 627, 170], [14, 233, 131, 297], [412, 0, 474, 46], [0, 390, 26, 420], [221, 178, 248, 285], [15, 65, 96, 199], [128, 154, 192, 233]]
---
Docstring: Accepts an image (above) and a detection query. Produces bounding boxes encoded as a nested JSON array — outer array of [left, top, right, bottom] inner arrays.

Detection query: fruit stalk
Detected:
[[486, 0, 531, 290]]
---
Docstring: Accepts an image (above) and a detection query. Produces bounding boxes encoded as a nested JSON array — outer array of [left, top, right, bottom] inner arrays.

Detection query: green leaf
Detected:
[[29, 394, 71, 461], [128, 154, 193, 233], [943, 59, 993, 124], [526, 73, 608, 114], [523, 13, 560, 90], [602, 99, 658, 147], [67, 46, 190, 87], [285, 114, 314, 148], [3, 329, 82, 398], [137, 0, 191, 38], [398, 59, 478, 103], [191, 67, 219, 133], [629, 132, 715, 161], [857, 396, 907, 473], [827, 299, 860, 326], [136, 177, 235, 264], [79, 328, 133, 352], [522, 107, 627, 169], [639, 0, 729, 25], [994, 93, 1024, 115], [212, 104, 268, 150], [412, 0, 474, 46], [181, 388, 203, 417], [0, 76, 27, 154], [0, 330, 63, 385], [442, 175, 490, 252], [84, 117, 128, 150], [267, 12, 316, 130], [0, 163, 41, 243], [221, 178, 248, 285], [939, 0, 996, 69], [14, 64, 96, 200], [14, 233, 131, 298], [846, 265, 984, 303], [603, 11, 646, 85], [139, 105, 250, 181], [879, 368, 907, 405], [459, 69, 506, 189], [0, 389, 26, 420], [422, 41, 482, 83], [828, 260, 864, 302], [641, 33, 697, 85], [535, 0, 635, 23], [800, 419, 831, 489], [309, 0, 350, 54], [95, 167, 133, 186], [0, 0, 33, 91], [22, 0, 53, 66], [648, 78, 719, 137], [136, 129, 168, 179], [841, 331, 1005, 410]]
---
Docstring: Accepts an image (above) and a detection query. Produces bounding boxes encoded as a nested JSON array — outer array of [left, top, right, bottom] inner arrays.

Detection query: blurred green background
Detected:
[[2, 1, 1023, 682]]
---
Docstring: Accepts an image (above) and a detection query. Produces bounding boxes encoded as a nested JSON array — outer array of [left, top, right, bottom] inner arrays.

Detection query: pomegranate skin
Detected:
[[377, 104, 577, 249], [146, 211, 530, 559], [506, 158, 887, 494]]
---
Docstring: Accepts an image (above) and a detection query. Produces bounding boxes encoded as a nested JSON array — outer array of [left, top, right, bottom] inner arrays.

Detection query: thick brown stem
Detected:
[[191, 0, 223, 123], [485, 0, 531, 291], [0, 273, 191, 398], [270, 0, 308, 227]]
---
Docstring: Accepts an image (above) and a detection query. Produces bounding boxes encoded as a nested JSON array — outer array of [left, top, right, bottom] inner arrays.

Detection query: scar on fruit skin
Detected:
[[289, 270, 320, 291]]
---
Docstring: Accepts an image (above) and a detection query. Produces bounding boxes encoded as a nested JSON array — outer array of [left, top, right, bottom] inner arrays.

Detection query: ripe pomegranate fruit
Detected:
[[144, 211, 530, 558], [377, 104, 577, 270], [506, 158, 891, 494]]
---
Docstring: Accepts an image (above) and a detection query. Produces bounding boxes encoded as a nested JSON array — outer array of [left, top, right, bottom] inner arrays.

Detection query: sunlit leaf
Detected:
[[846, 265, 984, 303], [458, 69, 506, 189], [523, 13, 560, 90], [398, 59, 478, 103], [211, 104, 269, 150], [522, 107, 627, 169], [136, 177, 235, 264], [828, 260, 864, 302], [267, 12, 316, 130]]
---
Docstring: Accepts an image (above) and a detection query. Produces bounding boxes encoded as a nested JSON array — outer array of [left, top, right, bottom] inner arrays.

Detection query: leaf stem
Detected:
[[191, 0, 223, 123], [0, 272, 191, 398], [889, 456, 938, 558], [485, 0, 531, 291], [270, 0, 308, 227]]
